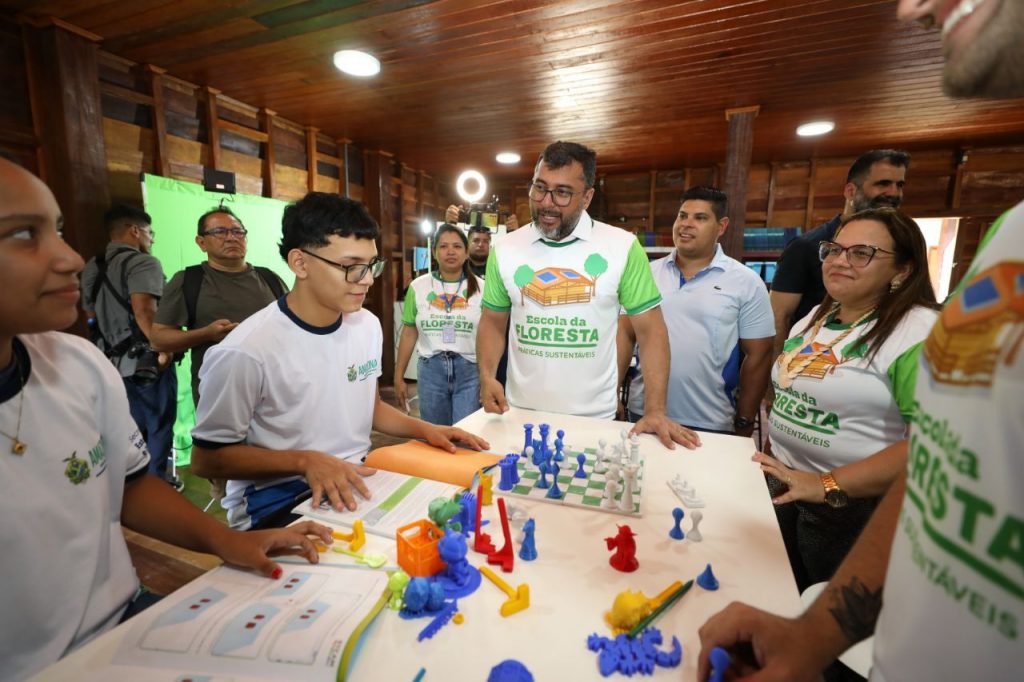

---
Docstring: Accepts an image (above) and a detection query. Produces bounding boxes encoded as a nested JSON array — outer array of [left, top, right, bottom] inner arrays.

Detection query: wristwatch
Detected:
[[733, 416, 755, 431], [821, 472, 849, 508]]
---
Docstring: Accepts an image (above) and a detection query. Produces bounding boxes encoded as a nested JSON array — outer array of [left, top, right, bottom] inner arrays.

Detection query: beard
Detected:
[[531, 203, 584, 241], [942, 0, 1024, 98], [852, 191, 902, 212]]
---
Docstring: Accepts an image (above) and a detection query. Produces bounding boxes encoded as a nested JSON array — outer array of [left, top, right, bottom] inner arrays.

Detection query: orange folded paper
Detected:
[[363, 440, 502, 489]]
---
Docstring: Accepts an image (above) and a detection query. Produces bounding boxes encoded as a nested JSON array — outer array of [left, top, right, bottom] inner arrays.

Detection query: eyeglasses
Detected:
[[202, 227, 248, 239], [818, 241, 896, 267], [301, 249, 385, 282], [528, 182, 578, 207]]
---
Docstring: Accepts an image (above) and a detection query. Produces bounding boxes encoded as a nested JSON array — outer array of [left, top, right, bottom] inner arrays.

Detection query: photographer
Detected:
[[81, 205, 179, 487]]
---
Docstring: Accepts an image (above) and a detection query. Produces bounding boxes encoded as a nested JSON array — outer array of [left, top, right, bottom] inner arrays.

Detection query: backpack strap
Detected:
[[182, 264, 205, 330], [89, 246, 144, 355], [254, 266, 286, 299]]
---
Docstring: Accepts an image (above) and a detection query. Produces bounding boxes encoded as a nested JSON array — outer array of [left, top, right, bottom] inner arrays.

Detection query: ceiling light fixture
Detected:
[[796, 121, 835, 137], [333, 50, 380, 77], [496, 152, 521, 164], [456, 170, 487, 203]]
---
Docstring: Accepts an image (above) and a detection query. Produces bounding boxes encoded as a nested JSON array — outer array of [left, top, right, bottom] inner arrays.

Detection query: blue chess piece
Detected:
[[708, 647, 731, 682], [697, 563, 720, 591], [554, 437, 564, 462], [519, 518, 537, 561], [574, 452, 587, 478], [669, 507, 685, 540], [546, 460, 563, 499], [536, 461, 550, 489], [531, 442, 543, 467], [498, 455, 517, 491], [522, 424, 534, 457]]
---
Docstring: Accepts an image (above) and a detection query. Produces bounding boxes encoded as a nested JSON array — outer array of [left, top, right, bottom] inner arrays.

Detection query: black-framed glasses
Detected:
[[528, 182, 577, 207], [818, 241, 896, 267], [202, 227, 248, 239], [301, 249, 385, 282]]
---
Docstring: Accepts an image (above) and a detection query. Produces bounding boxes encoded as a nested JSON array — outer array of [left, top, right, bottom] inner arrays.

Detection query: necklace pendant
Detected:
[[11, 439, 26, 455]]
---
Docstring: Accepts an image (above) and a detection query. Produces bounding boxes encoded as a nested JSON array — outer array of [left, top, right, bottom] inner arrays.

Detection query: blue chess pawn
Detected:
[[697, 563, 720, 591], [536, 461, 550, 489], [553, 437, 564, 462], [669, 507, 685, 540], [574, 452, 587, 478], [546, 460, 563, 499], [708, 647, 731, 682]]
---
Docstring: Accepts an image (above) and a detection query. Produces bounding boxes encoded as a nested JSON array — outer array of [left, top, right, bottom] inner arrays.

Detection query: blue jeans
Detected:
[[123, 368, 177, 477], [417, 352, 480, 426]]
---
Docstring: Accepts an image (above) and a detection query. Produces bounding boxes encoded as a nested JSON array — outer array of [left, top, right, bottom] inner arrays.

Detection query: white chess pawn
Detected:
[[688, 510, 704, 542], [603, 478, 620, 510], [606, 459, 621, 483], [619, 464, 638, 513]]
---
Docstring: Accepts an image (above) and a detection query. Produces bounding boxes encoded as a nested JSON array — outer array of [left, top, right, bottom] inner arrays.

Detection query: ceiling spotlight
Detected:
[[496, 152, 521, 164], [796, 121, 835, 137], [333, 50, 380, 77], [456, 170, 487, 203]]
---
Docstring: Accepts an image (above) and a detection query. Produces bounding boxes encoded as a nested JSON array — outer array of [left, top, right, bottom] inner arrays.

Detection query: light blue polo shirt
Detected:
[[627, 244, 774, 431]]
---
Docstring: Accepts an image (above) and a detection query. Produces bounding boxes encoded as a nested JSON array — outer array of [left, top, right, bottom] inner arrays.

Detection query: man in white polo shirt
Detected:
[[477, 141, 699, 449], [619, 187, 774, 437]]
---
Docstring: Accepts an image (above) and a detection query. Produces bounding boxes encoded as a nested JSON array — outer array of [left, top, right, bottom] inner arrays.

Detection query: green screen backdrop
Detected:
[[142, 174, 294, 464]]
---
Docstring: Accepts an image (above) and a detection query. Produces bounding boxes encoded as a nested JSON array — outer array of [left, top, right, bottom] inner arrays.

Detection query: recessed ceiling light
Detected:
[[333, 50, 380, 77], [496, 152, 521, 164], [797, 121, 835, 137]]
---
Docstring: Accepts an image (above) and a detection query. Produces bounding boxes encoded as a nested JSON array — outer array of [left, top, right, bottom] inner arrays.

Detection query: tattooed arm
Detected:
[[695, 472, 906, 681]]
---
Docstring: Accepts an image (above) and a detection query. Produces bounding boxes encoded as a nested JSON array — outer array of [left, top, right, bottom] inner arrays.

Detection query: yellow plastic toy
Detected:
[[479, 565, 530, 617], [480, 471, 494, 506], [332, 519, 366, 552], [605, 581, 682, 635]]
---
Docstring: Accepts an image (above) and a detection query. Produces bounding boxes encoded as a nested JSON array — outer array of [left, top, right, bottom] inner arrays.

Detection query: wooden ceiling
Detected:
[[6, 0, 1024, 181]]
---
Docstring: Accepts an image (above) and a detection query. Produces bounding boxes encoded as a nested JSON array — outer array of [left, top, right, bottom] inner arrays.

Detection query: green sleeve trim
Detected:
[[618, 239, 661, 311], [401, 291, 418, 325], [482, 300, 512, 313], [887, 341, 923, 422], [481, 248, 511, 309], [624, 296, 662, 316], [782, 335, 805, 353]]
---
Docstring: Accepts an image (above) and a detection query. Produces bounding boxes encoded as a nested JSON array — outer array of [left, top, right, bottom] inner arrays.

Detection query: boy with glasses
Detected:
[[190, 192, 488, 530], [152, 207, 287, 406]]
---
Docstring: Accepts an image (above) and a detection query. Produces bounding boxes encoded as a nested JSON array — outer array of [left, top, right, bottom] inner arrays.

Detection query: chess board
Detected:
[[500, 447, 644, 517]]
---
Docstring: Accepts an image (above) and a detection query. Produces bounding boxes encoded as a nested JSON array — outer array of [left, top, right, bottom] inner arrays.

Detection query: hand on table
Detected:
[[752, 452, 824, 504], [631, 411, 701, 450], [302, 451, 376, 512], [480, 376, 509, 414], [215, 520, 334, 578], [421, 423, 490, 452], [697, 602, 834, 682]]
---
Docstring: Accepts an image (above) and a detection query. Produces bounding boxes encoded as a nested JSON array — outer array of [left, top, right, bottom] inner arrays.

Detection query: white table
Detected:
[[33, 407, 800, 681]]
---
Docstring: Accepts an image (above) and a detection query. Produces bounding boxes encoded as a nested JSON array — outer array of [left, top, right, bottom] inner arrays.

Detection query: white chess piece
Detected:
[[619, 464, 638, 513], [629, 434, 640, 465], [603, 478, 620, 510], [524, 446, 534, 469], [688, 510, 704, 542], [606, 459, 621, 483]]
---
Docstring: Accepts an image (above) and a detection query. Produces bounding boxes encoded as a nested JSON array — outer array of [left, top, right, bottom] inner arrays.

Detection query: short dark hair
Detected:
[[197, 206, 244, 236], [537, 141, 597, 189], [278, 192, 379, 260], [846, 149, 911, 184], [680, 186, 728, 222], [104, 204, 152, 234]]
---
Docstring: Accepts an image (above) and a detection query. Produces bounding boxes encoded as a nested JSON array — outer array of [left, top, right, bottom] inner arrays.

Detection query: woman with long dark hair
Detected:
[[755, 207, 940, 590], [395, 224, 484, 425]]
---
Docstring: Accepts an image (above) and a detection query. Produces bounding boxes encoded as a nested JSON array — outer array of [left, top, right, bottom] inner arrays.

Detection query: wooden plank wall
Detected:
[[496, 149, 1024, 287], [0, 18, 38, 171]]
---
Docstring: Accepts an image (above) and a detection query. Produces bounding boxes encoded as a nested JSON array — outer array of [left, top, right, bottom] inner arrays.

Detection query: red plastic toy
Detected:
[[486, 497, 515, 572], [605, 524, 639, 573]]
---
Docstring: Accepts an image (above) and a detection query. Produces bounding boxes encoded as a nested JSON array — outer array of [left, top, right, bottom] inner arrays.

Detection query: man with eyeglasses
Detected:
[[152, 207, 287, 406], [770, 149, 911, 361], [190, 192, 488, 530], [478, 140, 700, 449], [81, 204, 179, 487]]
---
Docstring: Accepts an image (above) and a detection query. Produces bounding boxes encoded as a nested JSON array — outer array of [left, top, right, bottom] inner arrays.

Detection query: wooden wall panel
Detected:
[[272, 164, 308, 201]]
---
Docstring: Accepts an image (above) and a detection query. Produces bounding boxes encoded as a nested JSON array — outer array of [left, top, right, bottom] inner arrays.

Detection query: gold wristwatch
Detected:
[[821, 472, 848, 508]]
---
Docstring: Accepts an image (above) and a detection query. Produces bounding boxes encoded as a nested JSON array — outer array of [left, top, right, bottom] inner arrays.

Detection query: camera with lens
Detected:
[[126, 338, 160, 385], [458, 195, 501, 230]]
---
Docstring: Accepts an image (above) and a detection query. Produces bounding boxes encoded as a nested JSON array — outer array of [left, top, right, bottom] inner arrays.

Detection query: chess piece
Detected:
[[669, 507, 685, 540], [688, 510, 704, 542], [603, 478, 620, 510], [619, 463, 638, 513]]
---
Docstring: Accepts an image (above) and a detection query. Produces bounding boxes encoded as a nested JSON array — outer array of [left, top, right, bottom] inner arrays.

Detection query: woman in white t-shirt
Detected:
[[755, 207, 940, 590], [395, 224, 485, 425], [0, 158, 332, 682]]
